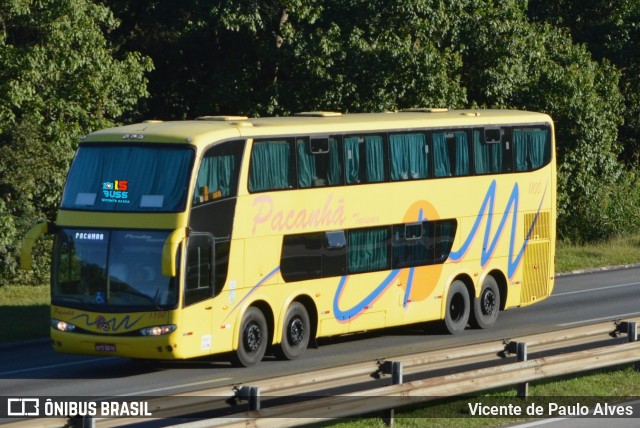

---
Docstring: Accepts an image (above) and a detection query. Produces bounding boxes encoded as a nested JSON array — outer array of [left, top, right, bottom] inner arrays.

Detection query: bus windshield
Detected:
[[53, 229, 178, 310], [60, 144, 195, 212]]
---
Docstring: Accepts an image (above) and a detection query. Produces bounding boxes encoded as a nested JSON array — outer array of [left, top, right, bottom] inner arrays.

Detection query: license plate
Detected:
[[95, 343, 116, 352]]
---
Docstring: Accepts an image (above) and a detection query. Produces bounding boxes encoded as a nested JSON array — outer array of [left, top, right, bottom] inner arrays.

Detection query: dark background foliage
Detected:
[[2, 0, 639, 285]]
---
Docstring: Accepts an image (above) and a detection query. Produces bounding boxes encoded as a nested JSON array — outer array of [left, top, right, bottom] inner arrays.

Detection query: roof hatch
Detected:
[[294, 111, 342, 117]]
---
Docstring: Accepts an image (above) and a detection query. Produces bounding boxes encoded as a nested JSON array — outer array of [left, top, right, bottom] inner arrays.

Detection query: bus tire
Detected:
[[471, 276, 500, 329], [443, 280, 470, 334], [275, 302, 310, 360], [233, 307, 268, 367]]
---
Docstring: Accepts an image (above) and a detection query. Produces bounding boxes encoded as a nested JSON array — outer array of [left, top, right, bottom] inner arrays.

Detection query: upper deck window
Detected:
[[389, 133, 429, 180], [513, 128, 550, 172], [193, 141, 244, 205], [61, 144, 194, 212], [249, 139, 295, 192]]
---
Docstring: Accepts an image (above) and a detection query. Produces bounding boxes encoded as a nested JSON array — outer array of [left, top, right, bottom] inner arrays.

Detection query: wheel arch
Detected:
[[440, 272, 474, 319], [483, 269, 507, 311], [233, 299, 274, 351], [273, 294, 318, 346]]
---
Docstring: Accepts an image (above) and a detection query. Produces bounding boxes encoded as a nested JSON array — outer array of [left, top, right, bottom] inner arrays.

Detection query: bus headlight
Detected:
[[52, 318, 76, 332], [139, 325, 177, 336]]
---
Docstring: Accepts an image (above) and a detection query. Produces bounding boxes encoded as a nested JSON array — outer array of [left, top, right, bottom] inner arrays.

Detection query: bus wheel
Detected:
[[275, 302, 310, 360], [471, 276, 500, 329], [443, 280, 470, 334], [233, 307, 268, 367]]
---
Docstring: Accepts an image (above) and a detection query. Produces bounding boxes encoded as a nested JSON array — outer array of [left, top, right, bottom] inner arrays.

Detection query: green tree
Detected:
[[528, 0, 640, 165], [0, 0, 152, 284], [91, 0, 638, 242], [453, 0, 627, 241]]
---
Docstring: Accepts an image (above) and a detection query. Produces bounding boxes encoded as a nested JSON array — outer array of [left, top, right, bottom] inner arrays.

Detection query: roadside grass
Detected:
[[321, 365, 640, 428], [0, 284, 49, 343], [555, 235, 640, 273]]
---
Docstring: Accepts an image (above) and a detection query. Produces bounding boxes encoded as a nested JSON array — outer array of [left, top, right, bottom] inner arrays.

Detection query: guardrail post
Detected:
[[70, 416, 94, 428], [516, 342, 529, 399], [380, 361, 403, 426], [237, 386, 261, 411], [627, 321, 637, 342], [248, 386, 261, 411], [627, 322, 639, 370]]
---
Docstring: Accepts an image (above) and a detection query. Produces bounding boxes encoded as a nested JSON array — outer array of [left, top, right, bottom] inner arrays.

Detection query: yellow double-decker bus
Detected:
[[22, 109, 556, 366]]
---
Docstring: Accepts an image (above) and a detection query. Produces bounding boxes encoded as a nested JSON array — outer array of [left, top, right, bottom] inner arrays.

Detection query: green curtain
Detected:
[[327, 138, 341, 185], [345, 135, 385, 184], [390, 133, 427, 180], [365, 135, 385, 182], [454, 132, 470, 176], [513, 130, 529, 171], [474, 130, 502, 174], [195, 155, 236, 201], [348, 228, 389, 273], [514, 129, 549, 171], [344, 137, 361, 184], [296, 140, 316, 187], [433, 132, 451, 177], [249, 141, 291, 191]]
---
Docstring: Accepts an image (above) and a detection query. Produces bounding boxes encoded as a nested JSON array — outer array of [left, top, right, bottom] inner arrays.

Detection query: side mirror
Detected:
[[20, 222, 52, 270], [162, 228, 187, 277]]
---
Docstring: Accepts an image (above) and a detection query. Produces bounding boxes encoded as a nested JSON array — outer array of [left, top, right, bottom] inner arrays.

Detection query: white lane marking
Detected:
[[119, 378, 233, 396], [512, 418, 567, 427], [558, 311, 640, 327], [552, 281, 640, 298], [0, 357, 117, 376]]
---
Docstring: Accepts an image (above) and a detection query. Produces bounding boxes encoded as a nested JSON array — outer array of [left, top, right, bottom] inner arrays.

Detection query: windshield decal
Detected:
[[102, 179, 129, 204]]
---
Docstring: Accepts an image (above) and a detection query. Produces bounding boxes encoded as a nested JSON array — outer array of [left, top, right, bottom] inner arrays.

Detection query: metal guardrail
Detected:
[[3, 318, 639, 428]]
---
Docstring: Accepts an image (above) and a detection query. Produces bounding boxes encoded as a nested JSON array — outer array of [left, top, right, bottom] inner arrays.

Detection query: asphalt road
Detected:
[[2, 266, 640, 400]]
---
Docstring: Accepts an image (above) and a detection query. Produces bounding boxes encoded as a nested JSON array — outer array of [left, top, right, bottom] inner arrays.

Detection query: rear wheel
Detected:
[[275, 302, 310, 360], [443, 280, 470, 334], [471, 276, 500, 329], [233, 307, 268, 367]]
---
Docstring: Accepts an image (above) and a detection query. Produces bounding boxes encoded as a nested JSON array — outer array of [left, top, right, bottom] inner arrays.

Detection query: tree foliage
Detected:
[[0, 0, 151, 282], [2, 0, 639, 285]]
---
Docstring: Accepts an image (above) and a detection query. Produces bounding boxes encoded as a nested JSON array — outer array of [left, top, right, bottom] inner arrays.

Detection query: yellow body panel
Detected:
[[39, 109, 556, 360]]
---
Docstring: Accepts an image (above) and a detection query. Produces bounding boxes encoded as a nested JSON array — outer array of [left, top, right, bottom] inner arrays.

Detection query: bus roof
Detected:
[[82, 109, 553, 146]]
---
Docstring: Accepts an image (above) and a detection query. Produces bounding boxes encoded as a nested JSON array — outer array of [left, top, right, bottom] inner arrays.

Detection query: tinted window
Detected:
[[193, 141, 244, 205], [61, 145, 195, 212], [296, 137, 343, 188], [249, 139, 295, 192], [344, 134, 386, 184]]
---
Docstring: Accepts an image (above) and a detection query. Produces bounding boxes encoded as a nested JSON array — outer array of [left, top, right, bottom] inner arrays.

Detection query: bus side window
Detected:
[[435, 220, 457, 262], [433, 131, 471, 177], [323, 230, 346, 277], [344, 134, 386, 184], [280, 233, 322, 282], [193, 140, 244, 206], [347, 227, 391, 273], [513, 128, 550, 172], [296, 137, 343, 188], [185, 233, 214, 306], [474, 129, 505, 174], [389, 133, 429, 180], [249, 139, 296, 192]]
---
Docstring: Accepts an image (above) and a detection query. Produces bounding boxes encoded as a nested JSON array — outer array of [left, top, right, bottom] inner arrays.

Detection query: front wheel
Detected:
[[471, 276, 500, 329], [233, 307, 268, 367], [274, 302, 310, 360], [443, 280, 470, 334]]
